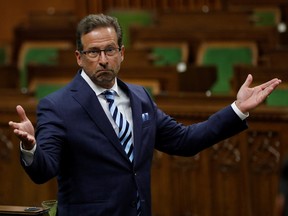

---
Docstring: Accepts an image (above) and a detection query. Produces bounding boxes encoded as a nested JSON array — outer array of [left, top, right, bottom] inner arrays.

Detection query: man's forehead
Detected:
[[81, 27, 118, 47]]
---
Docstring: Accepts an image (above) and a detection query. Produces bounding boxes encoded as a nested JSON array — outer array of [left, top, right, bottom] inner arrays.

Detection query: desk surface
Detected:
[[0, 205, 48, 216]]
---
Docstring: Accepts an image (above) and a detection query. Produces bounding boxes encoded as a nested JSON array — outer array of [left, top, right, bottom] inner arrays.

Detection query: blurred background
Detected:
[[1, 0, 288, 216]]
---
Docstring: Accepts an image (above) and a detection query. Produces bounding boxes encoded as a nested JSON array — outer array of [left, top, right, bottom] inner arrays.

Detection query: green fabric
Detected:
[[35, 84, 64, 99], [201, 47, 253, 94], [20, 48, 59, 90], [108, 10, 153, 47], [266, 89, 288, 106], [152, 47, 182, 66], [254, 11, 276, 26]]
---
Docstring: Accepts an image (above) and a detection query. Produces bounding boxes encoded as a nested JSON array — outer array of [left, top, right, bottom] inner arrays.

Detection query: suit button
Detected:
[[130, 200, 137, 208]]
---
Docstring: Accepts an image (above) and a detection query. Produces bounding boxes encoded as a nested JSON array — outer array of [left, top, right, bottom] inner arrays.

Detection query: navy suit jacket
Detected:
[[22, 71, 248, 216]]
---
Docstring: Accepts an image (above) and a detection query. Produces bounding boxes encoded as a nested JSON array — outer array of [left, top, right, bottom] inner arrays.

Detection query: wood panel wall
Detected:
[[152, 93, 288, 216], [81, 0, 222, 14]]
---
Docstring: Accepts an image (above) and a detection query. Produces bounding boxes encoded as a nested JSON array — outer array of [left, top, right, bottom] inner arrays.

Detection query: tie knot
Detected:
[[103, 90, 115, 102]]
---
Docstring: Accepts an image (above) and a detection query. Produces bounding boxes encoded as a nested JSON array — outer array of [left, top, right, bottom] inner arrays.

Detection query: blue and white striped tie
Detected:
[[103, 90, 134, 162], [103, 90, 141, 215]]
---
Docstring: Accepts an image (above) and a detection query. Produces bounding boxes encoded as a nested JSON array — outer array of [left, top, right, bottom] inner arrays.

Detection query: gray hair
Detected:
[[76, 14, 123, 51]]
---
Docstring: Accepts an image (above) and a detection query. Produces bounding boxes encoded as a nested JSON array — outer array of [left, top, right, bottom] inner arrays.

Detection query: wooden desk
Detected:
[[0, 205, 48, 216]]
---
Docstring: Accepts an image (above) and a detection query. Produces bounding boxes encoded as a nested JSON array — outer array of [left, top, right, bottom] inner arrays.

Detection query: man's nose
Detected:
[[98, 51, 108, 65], [99, 50, 108, 60]]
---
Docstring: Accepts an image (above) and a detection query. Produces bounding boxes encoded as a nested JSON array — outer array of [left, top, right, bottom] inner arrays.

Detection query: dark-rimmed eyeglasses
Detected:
[[80, 47, 121, 58]]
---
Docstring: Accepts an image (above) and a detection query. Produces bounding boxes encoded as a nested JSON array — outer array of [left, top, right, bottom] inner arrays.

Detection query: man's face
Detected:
[[75, 27, 124, 89]]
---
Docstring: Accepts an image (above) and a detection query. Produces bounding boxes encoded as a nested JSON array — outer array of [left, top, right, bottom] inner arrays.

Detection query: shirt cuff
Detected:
[[20, 143, 36, 166], [231, 101, 249, 120]]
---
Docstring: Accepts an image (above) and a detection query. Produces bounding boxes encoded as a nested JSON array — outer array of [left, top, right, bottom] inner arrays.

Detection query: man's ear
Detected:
[[120, 46, 125, 62], [75, 50, 83, 67]]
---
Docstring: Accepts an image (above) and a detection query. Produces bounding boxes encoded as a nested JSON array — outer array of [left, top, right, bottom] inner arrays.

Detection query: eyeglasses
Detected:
[[80, 47, 121, 58]]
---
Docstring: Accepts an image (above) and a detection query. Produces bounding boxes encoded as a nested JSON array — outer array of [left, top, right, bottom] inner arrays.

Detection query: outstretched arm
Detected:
[[8, 105, 36, 150], [235, 74, 282, 113]]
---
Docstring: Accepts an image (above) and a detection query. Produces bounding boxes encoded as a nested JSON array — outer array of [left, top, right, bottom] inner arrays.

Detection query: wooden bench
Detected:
[[130, 25, 278, 60]]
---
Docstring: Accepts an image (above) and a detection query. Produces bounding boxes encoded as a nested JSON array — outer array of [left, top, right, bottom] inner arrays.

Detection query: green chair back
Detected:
[[198, 43, 257, 94], [266, 89, 288, 106], [152, 47, 183, 66], [17, 42, 72, 92], [107, 10, 154, 47], [20, 48, 59, 90], [253, 8, 280, 27]]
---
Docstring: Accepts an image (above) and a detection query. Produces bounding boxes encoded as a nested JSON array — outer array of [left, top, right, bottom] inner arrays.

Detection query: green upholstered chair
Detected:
[[107, 9, 154, 47], [17, 42, 73, 92], [196, 41, 258, 94], [252, 7, 281, 27], [266, 89, 288, 106], [152, 47, 183, 66], [133, 41, 189, 66]]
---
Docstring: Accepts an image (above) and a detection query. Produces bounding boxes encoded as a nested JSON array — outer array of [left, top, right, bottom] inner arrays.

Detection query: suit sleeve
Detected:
[[154, 105, 248, 156], [21, 96, 66, 184]]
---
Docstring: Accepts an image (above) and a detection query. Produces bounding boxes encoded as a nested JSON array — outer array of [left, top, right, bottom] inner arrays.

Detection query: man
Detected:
[[9, 14, 281, 216]]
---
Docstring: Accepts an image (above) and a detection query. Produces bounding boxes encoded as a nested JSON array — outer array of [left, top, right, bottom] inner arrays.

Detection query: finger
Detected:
[[241, 74, 253, 89], [8, 121, 19, 129], [16, 105, 29, 122], [258, 78, 281, 90], [14, 130, 30, 142]]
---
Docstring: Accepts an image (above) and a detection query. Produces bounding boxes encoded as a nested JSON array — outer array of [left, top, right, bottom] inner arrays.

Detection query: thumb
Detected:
[[16, 105, 29, 122], [241, 74, 253, 89]]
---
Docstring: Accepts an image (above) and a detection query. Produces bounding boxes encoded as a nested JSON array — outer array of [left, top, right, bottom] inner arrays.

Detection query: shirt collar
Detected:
[[80, 69, 119, 97]]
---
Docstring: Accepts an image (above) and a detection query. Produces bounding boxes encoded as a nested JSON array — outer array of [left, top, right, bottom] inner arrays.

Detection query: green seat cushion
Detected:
[[20, 48, 59, 90]]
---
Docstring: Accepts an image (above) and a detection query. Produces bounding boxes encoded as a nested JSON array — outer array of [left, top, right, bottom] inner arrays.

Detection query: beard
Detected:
[[91, 69, 117, 88]]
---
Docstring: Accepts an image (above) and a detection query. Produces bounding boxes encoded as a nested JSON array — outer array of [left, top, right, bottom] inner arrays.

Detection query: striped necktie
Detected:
[[103, 90, 134, 162], [103, 90, 141, 215]]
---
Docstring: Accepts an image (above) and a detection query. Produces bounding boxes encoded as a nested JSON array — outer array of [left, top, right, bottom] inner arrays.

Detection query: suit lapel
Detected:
[[70, 74, 130, 162], [130, 93, 143, 165], [118, 80, 143, 165]]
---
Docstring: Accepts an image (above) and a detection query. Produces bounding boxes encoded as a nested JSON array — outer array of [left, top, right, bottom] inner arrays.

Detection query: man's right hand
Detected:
[[8, 105, 36, 150]]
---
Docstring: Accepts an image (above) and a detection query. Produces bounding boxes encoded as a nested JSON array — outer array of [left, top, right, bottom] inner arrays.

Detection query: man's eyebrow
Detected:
[[87, 47, 100, 50], [87, 44, 116, 50]]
